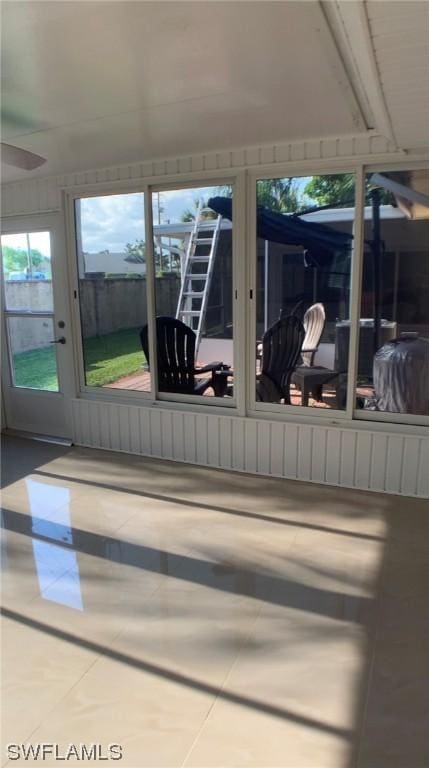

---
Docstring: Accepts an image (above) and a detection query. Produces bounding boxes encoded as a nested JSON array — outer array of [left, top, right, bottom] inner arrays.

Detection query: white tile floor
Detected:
[[1, 435, 428, 767]]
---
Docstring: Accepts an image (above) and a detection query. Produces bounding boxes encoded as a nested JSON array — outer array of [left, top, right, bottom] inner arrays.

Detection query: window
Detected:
[[355, 169, 429, 417], [69, 166, 428, 427], [254, 173, 355, 411], [74, 192, 150, 392], [151, 185, 234, 400]]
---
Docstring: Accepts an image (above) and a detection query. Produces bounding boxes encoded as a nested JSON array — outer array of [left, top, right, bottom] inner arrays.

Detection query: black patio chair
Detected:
[[279, 299, 305, 321], [140, 316, 229, 396], [256, 314, 305, 403]]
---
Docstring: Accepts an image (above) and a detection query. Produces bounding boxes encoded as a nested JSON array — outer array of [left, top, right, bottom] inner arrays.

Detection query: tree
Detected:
[[124, 240, 145, 264], [125, 238, 177, 275], [2, 245, 44, 273], [303, 173, 392, 208], [180, 198, 217, 222], [256, 178, 300, 212]]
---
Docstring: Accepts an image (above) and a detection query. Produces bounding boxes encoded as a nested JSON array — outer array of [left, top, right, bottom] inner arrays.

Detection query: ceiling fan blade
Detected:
[[1, 142, 46, 170]]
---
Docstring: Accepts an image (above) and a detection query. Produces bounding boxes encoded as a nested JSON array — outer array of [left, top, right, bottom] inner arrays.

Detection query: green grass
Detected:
[[12, 328, 145, 390], [83, 327, 144, 387], [12, 345, 59, 391]]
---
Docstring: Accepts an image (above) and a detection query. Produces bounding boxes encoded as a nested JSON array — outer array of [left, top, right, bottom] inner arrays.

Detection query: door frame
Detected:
[[0, 212, 77, 438]]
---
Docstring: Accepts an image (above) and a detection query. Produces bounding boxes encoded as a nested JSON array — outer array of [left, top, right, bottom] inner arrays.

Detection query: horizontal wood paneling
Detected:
[[71, 399, 429, 498], [1, 133, 401, 217]]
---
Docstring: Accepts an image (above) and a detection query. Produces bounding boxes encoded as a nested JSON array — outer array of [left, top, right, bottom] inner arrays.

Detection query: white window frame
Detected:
[[63, 159, 429, 429], [246, 160, 429, 428], [1, 215, 73, 399], [65, 182, 155, 404], [352, 160, 429, 428], [246, 161, 363, 422], [64, 169, 247, 415]]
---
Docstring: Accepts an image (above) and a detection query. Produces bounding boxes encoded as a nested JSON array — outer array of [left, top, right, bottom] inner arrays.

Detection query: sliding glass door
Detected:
[[72, 182, 238, 406], [250, 166, 429, 425], [151, 184, 235, 403], [74, 191, 151, 394], [355, 168, 429, 419], [252, 172, 356, 413]]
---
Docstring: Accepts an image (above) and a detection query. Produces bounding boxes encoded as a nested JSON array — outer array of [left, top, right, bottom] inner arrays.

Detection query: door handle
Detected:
[[50, 337, 66, 344]]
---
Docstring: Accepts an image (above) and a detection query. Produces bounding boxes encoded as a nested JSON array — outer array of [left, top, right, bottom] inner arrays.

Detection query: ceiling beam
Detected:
[[321, 0, 397, 148]]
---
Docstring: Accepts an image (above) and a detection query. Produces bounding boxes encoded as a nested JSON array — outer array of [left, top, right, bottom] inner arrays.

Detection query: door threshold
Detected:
[[2, 428, 73, 447]]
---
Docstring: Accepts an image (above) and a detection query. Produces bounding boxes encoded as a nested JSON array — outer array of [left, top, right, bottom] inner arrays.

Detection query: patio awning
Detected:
[[208, 196, 353, 265]]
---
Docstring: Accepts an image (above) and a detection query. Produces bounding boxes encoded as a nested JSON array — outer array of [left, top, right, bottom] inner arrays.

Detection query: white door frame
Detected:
[[1, 212, 77, 438]]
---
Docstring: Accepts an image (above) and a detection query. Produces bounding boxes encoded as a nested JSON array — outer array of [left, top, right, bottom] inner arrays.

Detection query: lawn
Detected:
[[12, 345, 59, 390], [83, 327, 144, 386], [12, 328, 145, 390]]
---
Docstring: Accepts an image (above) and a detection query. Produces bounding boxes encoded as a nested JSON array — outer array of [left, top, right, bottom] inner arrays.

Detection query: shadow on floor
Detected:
[[1, 435, 428, 767]]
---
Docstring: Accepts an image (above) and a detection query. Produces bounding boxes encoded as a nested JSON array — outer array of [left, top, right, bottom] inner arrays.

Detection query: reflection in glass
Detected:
[[75, 192, 150, 391], [7, 316, 59, 391], [151, 186, 234, 399], [356, 169, 429, 416], [255, 174, 355, 409]]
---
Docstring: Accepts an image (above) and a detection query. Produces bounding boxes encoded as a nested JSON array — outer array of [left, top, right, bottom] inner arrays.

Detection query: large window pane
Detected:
[[75, 193, 150, 391], [152, 186, 234, 399], [355, 169, 429, 417], [1, 232, 53, 311], [255, 174, 355, 409], [7, 316, 59, 391]]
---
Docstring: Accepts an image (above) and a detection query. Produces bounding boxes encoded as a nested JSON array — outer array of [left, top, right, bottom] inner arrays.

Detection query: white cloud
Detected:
[[79, 186, 228, 253]]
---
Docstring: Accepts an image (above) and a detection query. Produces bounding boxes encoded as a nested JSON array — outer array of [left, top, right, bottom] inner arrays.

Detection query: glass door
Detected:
[[151, 183, 235, 404], [1, 215, 75, 438]]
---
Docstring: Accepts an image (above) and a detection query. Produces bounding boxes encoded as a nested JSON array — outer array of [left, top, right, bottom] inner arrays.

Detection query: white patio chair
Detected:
[[300, 302, 326, 367]]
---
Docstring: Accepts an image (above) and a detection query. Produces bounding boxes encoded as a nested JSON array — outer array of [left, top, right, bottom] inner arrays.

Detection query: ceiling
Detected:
[[366, 0, 429, 149], [1, 0, 366, 182], [1, 1, 428, 184]]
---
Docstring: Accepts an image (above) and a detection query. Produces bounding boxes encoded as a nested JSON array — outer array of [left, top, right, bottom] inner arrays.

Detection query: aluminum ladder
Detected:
[[176, 201, 222, 357]]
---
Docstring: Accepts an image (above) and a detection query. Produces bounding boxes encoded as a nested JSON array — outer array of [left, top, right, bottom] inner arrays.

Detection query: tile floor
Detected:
[[1, 435, 428, 767]]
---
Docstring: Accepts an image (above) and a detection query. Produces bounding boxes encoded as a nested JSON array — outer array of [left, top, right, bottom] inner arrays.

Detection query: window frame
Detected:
[[63, 159, 429, 428], [353, 161, 429, 428], [246, 162, 363, 422], [66, 183, 155, 402], [65, 170, 246, 413], [1, 223, 62, 395]]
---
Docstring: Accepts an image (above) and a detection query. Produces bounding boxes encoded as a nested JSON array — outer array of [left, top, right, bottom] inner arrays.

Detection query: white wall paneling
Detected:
[[1, 133, 403, 218], [71, 399, 429, 498]]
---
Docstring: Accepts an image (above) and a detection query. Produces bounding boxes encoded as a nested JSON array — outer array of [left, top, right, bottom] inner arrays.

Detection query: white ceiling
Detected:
[[2, 1, 428, 185], [366, 0, 429, 150], [1, 0, 366, 182], [322, 0, 429, 152]]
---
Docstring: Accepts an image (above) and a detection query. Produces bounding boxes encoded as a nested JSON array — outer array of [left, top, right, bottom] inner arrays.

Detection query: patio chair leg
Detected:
[[302, 385, 309, 407]]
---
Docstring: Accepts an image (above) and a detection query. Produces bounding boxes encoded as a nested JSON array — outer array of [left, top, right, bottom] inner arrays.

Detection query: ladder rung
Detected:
[[179, 310, 201, 317], [176, 208, 221, 353]]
